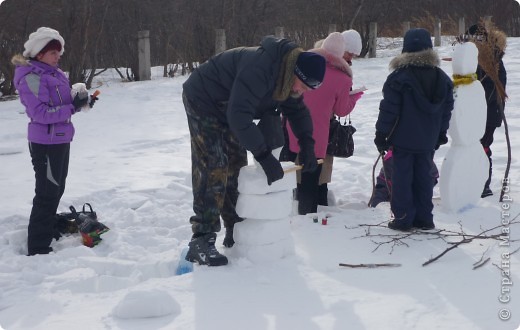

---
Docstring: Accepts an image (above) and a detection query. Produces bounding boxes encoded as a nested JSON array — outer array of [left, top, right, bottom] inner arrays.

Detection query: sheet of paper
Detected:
[[349, 86, 367, 95]]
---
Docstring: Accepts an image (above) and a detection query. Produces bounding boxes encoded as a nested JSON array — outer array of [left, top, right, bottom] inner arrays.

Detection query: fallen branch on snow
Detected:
[[339, 263, 401, 268], [345, 214, 520, 266]]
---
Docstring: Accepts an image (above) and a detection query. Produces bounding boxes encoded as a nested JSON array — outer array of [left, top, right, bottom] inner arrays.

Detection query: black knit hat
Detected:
[[402, 28, 433, 53], [294, 52, 326, 89], [467, 24, 488, 41]]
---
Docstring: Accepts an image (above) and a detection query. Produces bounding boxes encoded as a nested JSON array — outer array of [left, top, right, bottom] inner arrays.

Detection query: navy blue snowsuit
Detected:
[[375, 49, 453, 228]]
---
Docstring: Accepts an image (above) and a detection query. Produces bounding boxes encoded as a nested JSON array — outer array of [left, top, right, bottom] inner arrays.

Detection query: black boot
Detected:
[[185, 233, 228, 266], [317, 184, 328, 206], [481, 150, 493, 198], [298, 168, 321, 215], [388, 220, 413, 232], [223, 227, 235, 248], [27, 246, 53, 256]]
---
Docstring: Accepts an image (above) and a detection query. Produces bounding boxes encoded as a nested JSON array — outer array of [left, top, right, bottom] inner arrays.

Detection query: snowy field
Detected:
[[0, 37, 519, 330]]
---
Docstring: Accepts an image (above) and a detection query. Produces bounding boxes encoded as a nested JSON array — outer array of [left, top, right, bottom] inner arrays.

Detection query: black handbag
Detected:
[[326, 115, 356, 158]]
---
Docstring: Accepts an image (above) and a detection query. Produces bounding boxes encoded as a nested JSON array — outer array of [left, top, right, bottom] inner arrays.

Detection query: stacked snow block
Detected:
[[232, 161, 296, 263], [440, 42, 488, 211]]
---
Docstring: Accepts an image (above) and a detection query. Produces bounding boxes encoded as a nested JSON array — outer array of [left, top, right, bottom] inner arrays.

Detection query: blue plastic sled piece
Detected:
[[175, 246, 194, 275]]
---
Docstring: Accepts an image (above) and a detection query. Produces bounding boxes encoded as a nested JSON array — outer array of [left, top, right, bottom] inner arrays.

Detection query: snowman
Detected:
[[439, 42, 488, 211]]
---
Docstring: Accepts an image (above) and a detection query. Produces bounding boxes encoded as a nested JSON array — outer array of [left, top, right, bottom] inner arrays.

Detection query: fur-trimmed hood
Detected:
[[389, 48, 440, 71], [11, 54, 29, 66], [471, 27, 508, 104], [489, 29, 507, 53], [272, 47, 302, 101]]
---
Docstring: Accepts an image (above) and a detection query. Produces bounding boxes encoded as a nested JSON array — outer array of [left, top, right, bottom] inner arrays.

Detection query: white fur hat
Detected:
[[23, 27, 65, 58], [341, 30, 362, 56], [321, 32, 346, 58]]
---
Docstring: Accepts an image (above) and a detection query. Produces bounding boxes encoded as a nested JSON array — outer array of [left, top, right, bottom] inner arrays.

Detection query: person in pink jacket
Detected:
[[287, 31, 363, 214]]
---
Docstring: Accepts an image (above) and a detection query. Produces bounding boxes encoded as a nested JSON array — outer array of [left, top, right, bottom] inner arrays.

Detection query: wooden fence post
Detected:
[[434, 18, 441, 47], [402, 21, 410, 36], [215, 29, 226, 55], [137, 30, 151, 81], [458, 17, 465, 35], [484, 16, 493, 31], [368, 22, 377, 58], [275, 26, 284, 38]]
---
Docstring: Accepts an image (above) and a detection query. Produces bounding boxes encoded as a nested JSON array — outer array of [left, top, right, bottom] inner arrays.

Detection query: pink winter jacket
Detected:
[[287, 62, 357, 158]]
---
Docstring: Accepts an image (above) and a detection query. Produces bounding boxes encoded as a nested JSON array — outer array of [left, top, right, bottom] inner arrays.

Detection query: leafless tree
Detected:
[[1, 0, 519, 95]]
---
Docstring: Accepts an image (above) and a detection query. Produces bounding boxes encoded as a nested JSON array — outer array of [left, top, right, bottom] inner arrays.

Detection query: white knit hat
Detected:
[[341, 30, 362, 56], [321, 32, 346, 59], [23, 27, 65, 58]]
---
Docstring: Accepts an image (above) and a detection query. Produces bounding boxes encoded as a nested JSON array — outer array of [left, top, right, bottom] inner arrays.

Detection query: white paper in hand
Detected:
[[349, 86, 367, 95]]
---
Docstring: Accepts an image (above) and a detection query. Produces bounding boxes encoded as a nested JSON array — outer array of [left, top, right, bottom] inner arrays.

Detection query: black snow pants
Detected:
[[27, 142, 70, 255]]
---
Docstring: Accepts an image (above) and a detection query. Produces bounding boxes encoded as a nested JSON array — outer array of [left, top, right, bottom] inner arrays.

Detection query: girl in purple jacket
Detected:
[[12, 27, 91, 255]]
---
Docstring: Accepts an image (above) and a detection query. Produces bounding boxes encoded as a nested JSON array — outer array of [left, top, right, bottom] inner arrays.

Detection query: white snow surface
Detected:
[[0, 38, 519, 330]]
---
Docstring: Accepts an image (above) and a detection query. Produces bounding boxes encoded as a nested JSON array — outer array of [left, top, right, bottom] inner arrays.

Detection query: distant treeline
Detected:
[[1, 0, 519, 95]]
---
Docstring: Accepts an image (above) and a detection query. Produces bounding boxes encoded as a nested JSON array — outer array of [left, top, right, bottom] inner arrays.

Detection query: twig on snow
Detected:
[[339, 263, 401, 268]]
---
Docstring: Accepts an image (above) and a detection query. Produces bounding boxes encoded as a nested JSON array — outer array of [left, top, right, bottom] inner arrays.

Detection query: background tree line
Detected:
[[1, 0, 519, 96]]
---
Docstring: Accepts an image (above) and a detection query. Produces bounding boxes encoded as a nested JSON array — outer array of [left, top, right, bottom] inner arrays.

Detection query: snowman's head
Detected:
[[452, 43, 478, 76]]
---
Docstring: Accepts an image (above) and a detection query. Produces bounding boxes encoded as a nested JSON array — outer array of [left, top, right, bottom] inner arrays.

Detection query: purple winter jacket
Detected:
[[13, 55, 75, 145]]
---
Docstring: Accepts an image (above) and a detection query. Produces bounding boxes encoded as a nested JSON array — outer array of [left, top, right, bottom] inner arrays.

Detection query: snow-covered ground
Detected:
[[0, 38, 519, 330]]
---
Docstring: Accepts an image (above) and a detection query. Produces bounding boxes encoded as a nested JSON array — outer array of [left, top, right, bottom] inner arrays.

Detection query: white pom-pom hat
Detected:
[[341, 30, 362, 56], [321, 32, 346, 58], [23, 27, 65, 58]]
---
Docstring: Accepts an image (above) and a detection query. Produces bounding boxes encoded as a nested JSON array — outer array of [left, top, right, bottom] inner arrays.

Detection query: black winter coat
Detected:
[[183, 36, 314, 157], [375, 49, 454, 153], [477, 57, 507, 128]]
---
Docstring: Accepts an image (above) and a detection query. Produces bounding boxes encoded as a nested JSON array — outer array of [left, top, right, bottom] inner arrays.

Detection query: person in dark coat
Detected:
[[467, 24, 508, 198], [374, 28, 454, 231], [182, 36, 326, 266]]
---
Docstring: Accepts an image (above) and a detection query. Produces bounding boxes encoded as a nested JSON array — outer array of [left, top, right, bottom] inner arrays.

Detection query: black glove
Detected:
[[255, 150, 284, 185], [435, 131, 448, 150], [374, 131, 389, 154], [72, 92, 89, 110], [299, 141, 318, 173], [89, 95, 98, 108]]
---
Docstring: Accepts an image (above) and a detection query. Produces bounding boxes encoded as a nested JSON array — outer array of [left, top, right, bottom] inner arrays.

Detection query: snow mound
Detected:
[[113, 289, 181, 319]]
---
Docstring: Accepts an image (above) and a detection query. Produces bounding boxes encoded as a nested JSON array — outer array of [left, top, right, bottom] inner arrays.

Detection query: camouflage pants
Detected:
[[183, 92, 247, 235]]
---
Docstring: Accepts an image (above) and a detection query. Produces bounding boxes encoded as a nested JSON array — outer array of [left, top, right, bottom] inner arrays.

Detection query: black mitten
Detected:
[[255, 150, 284, 185], [374, 131, 389, 153], [72, 92, 89, 110], [299, 142, 318, 173], [435, 131, 448, 150], [89, 95, 98, 108]]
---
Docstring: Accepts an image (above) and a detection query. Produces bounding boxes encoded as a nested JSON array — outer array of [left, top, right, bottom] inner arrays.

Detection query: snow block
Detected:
[[449, 83, 487, 146], [232, 237, 295, 263], [233, 218, 291, 246], [440, 144, 488, 212], [238, 162, 297, 195], [113, 289, 181, 319], [236, 189, 293, 220]]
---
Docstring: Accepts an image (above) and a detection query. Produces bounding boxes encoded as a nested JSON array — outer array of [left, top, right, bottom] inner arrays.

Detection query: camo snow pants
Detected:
[[183, 92, 247, 235]]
